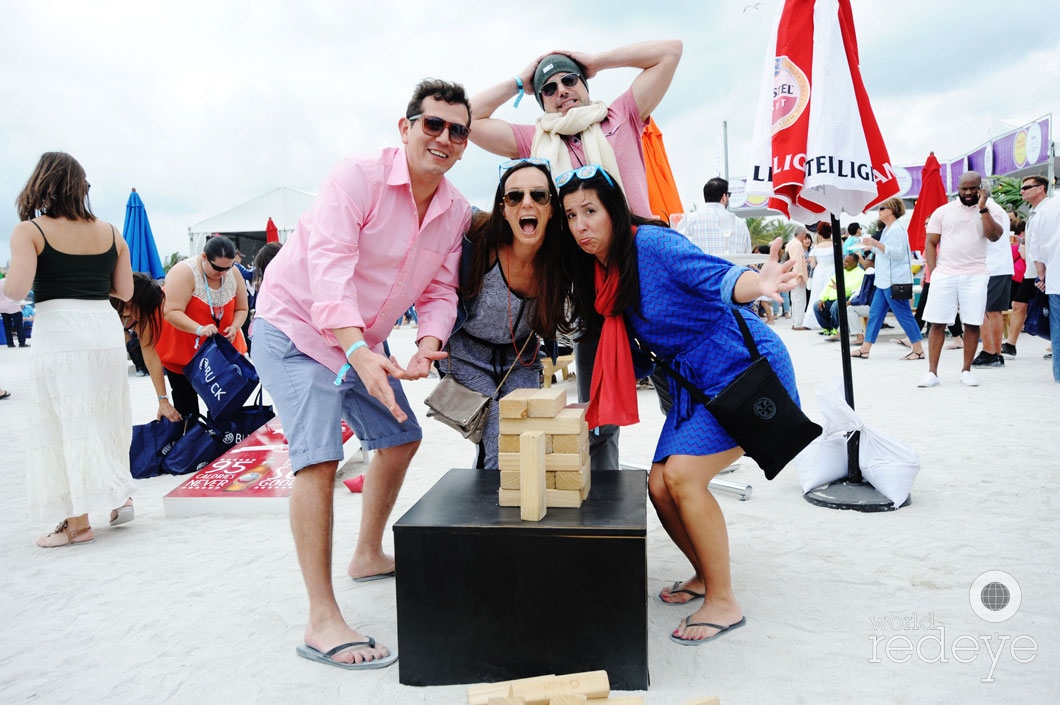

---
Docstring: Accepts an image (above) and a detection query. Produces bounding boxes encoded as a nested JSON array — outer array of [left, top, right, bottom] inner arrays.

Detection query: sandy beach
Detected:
[[0, 320, 1056, 705]]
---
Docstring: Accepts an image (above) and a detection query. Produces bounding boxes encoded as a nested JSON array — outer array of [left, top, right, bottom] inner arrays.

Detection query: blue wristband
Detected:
[[513, 76, 524, 108], [333, 341, 368, 386]]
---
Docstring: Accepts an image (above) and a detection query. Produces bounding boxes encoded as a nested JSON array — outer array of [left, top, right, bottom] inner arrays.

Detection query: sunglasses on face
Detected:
[[1020, 184, 1042, 191], [555, 164, 616, 189], [407, 114, 470, 144], [540, 73, 580, 98], [498, 157, 551, 179], [208, 260, 233, 272], [502, 188, 551, 207]]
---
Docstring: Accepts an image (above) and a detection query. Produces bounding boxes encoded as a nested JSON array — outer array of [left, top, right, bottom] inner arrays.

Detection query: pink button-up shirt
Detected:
[[255, 146, 471, 373]]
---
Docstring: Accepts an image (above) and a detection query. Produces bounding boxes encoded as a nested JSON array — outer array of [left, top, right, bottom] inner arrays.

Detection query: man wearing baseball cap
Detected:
[[468, 40, 682, 219], [467, 41, 682, 476]]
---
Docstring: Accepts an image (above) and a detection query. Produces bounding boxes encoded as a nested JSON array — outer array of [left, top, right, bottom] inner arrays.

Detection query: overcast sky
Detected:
[[2, 0, 1059, 262]]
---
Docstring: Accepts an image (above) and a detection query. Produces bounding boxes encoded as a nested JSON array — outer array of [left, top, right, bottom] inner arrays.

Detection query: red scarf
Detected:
[[586, 260, 640, 429]]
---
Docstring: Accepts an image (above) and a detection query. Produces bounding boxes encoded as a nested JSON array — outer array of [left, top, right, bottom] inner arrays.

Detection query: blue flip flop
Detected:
[[669, 616, 747, 646], [352, 570, 395, 583], [296, 639, 398, 669]]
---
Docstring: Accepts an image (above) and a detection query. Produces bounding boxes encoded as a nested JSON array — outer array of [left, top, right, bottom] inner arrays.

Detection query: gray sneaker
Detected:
[[1001, 343, 1017, 357]]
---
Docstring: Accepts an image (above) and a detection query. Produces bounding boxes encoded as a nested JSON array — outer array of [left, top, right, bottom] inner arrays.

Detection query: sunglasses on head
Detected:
[[407, 114, 470, 144], [502, 188, 551, 207], [554, 164, 616, 189], [540, 73, 580, 98], [498, 157, 551, 179], [208, 260, 232, 272]]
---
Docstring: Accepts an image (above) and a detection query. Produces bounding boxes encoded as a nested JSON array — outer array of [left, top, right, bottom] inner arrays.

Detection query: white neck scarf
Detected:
[[531, 101, 623, 190]]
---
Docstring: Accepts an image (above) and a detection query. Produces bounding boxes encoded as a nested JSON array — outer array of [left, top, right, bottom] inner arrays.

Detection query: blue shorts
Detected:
[[252, 318, 421, 473]]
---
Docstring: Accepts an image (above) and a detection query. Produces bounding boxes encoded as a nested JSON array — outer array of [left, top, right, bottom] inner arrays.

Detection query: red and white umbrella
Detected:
[[746, 0, 908, 510], [747, 0, 900, 220]]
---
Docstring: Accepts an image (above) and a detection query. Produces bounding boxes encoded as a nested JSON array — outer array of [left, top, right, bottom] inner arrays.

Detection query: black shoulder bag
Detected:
[[633, 310, 821, 480]]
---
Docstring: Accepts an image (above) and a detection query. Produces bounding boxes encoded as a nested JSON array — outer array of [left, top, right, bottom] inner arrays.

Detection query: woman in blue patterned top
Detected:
[[553, 165, 800, 646]]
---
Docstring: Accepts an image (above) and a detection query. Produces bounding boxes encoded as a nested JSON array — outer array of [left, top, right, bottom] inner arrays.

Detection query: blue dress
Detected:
[[627, 226, 801, 462]]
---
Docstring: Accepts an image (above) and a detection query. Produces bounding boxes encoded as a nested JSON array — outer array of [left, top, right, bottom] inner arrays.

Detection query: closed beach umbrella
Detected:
[[907, 152, 947, 254], [642, 118, 684, 225], [123, 188, 165, 279], [266, 217, 279, 244], [746, 0, 904, 509]]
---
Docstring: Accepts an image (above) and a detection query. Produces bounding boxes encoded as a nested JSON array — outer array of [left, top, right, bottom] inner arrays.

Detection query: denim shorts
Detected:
[[252, 318, 421, 473]]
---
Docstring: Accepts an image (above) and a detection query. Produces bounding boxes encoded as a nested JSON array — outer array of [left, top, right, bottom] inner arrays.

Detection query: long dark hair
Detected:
[[464, 161, 572, 336], [556, 169, 662, 331], [252, 242, 282, 289], [16, 152, 95, 222], [112, 273, 165, 345]]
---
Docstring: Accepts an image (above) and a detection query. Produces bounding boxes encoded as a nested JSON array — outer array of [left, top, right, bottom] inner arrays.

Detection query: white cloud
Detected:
[[2, 0, 1059, 261]]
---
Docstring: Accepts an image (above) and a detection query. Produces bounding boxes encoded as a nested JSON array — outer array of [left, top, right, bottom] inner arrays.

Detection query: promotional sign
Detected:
[[164, 420, 355, 516]]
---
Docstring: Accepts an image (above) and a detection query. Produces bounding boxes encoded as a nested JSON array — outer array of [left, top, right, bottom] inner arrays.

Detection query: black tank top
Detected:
[[30, 220, 118, 303]]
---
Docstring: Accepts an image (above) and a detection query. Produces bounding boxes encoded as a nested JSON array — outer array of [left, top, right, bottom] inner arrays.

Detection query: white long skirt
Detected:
[[27, 299, 132, 521]]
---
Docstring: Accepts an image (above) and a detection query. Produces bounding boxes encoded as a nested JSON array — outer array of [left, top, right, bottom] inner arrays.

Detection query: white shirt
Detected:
[[1026, 195, 1060, 295], [985, 215, 1014, 277], [675, 203, 752, 255]]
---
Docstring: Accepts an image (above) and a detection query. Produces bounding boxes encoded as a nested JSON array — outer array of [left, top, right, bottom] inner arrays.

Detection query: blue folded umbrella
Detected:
[[123, 189, 165, 280]]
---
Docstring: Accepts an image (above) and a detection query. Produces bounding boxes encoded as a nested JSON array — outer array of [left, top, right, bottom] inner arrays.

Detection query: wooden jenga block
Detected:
[[487, 698, 527, 705], [499, 388, 537, 419], [527, 387, 566, 418], [500, 470, 520, 490], [579, 459, 591, 500], [499, 488, 581, 508], [500, 407, 587, 436], [503, 470, 555, 490], [467, 682, 514, 705], [675, 698, 721, 705], [499, 434, 520, 453], [517, 671, 608, 703], [503, 675, 559, 705], [498, 447, 587, 472], [555, 466, 588, 491], [548, 695, 586, 705], [520, 432, 546, 522], [551, 431, 588, 454]]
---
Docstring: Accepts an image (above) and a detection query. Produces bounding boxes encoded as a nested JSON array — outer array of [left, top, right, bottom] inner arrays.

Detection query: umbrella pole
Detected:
[[827, 213, 862, 484], [803, 214, 907, 512]]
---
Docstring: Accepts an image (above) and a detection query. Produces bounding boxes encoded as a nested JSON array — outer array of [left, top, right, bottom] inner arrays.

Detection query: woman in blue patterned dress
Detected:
[[444, 159, 573, 468], [554, 165, 800, 646]]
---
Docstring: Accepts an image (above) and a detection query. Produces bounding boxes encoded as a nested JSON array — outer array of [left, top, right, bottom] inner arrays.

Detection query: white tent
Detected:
[[187, 187, 316, 257]]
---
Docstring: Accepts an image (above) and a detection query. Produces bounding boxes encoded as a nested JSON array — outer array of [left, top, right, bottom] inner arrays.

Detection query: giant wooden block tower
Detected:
[[496, 387, 590, 519]]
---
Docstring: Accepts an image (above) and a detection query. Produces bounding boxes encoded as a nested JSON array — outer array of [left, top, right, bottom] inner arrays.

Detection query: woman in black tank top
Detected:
[[7, 152, 136, 548]]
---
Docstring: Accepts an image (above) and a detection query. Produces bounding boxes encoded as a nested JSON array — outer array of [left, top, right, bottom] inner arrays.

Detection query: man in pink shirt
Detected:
[[467, 40, 682, 472], [919, 171, 1005, 388], [253, 79, 472, 670]]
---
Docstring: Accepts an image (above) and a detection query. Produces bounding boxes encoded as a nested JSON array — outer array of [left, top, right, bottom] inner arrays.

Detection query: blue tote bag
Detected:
[[208, 389, 275, 447], [129, 417, 185, 479], [160, 415, 234, 476], [1024, 289, 1051, 340], [183, 334, 259, 420]]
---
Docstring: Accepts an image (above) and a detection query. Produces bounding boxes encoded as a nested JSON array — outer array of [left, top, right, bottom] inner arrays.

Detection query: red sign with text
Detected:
[[164, 420, 355, 516]]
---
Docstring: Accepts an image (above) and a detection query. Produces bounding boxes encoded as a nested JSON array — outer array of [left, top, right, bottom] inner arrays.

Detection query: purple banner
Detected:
[[949, 159, 967, 193], [966, 146, 990, 177], [991, 116, 1051, 174]]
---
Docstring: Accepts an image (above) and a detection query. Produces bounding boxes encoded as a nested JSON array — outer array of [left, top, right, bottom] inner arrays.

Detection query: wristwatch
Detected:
[[979, 208, 989, 214]]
